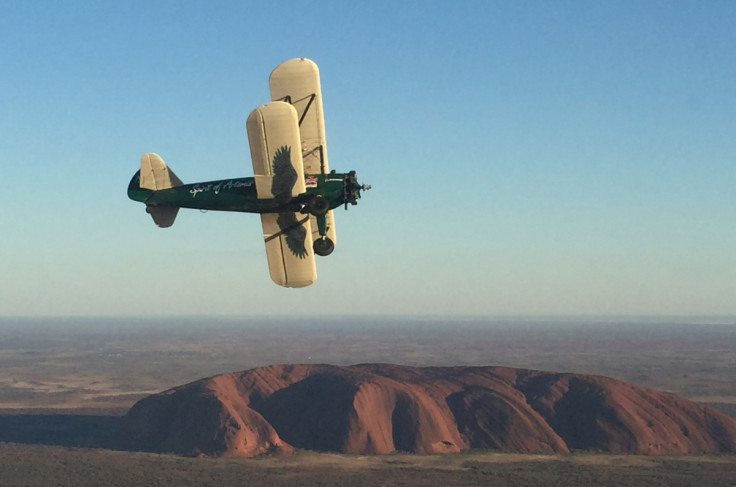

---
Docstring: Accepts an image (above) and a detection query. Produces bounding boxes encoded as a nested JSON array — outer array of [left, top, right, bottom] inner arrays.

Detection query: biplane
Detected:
[[127, 58, 369, 288]]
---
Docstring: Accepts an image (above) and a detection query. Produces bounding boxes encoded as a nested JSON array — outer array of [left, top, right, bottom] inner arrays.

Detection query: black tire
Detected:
[[313, 237, 335, 256], [308, 195, 330, 216]]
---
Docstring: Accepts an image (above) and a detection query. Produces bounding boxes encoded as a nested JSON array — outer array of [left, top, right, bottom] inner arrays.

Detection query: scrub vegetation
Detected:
[[1, 317, 735, 486]]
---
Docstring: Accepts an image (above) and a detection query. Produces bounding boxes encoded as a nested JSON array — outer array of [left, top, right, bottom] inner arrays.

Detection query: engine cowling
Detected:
[[344, 170, 370, 208]]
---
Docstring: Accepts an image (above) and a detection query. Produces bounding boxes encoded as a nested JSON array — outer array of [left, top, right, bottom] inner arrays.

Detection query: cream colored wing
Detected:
[[261, 212, 316, 288], [270, 58, 337, 247], [269, 58, 329, 175], [246, 101, 306, 201]]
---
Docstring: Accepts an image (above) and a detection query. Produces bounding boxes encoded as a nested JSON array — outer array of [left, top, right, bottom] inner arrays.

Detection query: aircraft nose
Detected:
[[343, 171, 369, 208]]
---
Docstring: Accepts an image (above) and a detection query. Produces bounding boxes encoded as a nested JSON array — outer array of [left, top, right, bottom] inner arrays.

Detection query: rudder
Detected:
[[139, 153, 183, 190], [138, 153, 183, 228]]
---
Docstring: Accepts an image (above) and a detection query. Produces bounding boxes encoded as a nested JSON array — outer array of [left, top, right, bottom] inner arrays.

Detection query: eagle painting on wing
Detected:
[[271, 145, 297, 204], [276, 213, 309, 259]]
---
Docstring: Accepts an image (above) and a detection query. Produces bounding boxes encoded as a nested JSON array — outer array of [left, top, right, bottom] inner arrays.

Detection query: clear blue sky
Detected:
[[1, 1, 734, 317]]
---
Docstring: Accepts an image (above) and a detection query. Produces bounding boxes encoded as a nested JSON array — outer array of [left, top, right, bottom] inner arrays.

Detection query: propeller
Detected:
[[344, 170, 370, 209]]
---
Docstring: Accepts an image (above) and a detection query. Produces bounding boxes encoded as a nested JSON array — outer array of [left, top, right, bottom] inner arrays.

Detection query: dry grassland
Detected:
[[1, 317, 735, 486], [1, 444, 735, 487]]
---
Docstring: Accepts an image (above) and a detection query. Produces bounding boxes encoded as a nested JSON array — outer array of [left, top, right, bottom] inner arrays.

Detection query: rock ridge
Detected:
[[116, 364, 736, 457]]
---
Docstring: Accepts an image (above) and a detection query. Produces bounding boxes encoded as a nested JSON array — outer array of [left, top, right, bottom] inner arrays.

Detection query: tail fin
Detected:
[[139, 153, 183, 190], [139, 153, 183, 228]]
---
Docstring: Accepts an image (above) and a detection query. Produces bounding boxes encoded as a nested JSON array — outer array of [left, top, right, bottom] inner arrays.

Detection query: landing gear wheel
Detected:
[[313, 237, 334, 256], [308, 195, 330, 216]]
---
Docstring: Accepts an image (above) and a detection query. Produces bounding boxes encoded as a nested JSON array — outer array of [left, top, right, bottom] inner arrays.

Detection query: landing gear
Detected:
[[306, 197, 334, 256], [313, 236, 334, 256], [307, 195, 329, 216]]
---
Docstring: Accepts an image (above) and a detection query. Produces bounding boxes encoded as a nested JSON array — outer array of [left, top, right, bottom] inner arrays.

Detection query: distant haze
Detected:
[[1, 316, 735, 411]]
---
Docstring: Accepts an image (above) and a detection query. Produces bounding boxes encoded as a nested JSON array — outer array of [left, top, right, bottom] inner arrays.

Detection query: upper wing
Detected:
[[270, 58, 337, 247], [246, 101, 306, 201], [269, 58, 329, 175], [260, 212, 316, 287]]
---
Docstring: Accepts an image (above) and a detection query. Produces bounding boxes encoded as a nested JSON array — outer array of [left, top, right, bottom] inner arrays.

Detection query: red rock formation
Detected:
[[116, 364, 736, 457]]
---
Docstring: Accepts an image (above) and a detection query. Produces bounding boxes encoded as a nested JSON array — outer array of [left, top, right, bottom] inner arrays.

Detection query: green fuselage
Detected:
[[127, 171, 348, 213]]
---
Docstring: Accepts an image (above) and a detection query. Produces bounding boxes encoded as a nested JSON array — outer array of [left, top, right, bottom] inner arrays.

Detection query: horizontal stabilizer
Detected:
[[146, 205, 179, 228]]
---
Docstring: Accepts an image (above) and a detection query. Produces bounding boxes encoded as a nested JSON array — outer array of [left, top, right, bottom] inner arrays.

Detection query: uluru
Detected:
[[116, 364, 736, 457]]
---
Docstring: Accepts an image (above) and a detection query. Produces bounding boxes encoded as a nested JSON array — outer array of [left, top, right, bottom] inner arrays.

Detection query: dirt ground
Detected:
[[1, 444, 735, 487], [1, 316, 735, 486]]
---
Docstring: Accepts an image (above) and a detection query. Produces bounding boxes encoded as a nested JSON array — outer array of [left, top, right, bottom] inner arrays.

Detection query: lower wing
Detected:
[[260, 212, 316, 287]]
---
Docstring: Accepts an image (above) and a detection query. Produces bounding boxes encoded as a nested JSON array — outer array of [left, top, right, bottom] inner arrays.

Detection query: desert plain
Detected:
[[1, 315, 735, 486]]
